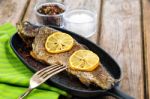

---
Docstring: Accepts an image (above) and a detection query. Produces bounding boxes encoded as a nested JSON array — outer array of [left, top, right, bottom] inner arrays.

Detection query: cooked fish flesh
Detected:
[[17, 22, 115, 89]]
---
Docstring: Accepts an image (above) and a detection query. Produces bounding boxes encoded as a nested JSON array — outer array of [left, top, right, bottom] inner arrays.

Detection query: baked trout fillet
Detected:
[[17, 21, 115, 89]]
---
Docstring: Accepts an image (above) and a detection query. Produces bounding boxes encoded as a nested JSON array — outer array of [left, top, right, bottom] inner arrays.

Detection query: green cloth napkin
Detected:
[[0, 23, 67, 99]]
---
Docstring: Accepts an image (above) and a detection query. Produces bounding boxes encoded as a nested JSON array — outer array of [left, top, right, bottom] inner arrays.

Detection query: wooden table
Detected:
[[0, 0, 149, 99]]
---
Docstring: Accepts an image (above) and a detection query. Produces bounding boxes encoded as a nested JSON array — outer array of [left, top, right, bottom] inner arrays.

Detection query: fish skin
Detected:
[[17, 21, 39, 47]]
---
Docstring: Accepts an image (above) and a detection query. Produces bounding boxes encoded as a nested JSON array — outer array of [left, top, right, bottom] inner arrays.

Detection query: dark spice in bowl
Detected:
[[35, 3, 65, 27], [38, 4, 65, 15]]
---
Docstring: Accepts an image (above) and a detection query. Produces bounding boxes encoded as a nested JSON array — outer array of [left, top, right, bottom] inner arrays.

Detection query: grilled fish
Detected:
[[17, 22, 115, 89]]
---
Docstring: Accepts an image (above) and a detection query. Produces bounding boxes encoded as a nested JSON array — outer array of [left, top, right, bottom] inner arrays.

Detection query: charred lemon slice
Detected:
[[69, 50, 99, 71], [45, 32, 74, 53]]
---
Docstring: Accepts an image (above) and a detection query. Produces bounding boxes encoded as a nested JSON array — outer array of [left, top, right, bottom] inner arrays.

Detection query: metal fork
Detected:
[[18, 64, 66, 99]]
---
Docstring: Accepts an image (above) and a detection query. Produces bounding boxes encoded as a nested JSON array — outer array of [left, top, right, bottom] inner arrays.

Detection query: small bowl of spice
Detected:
[[35, 2, 65, 27]]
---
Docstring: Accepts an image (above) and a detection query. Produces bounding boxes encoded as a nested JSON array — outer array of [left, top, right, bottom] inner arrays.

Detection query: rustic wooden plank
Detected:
[[23, 0, 101, 43], [142, 0, 150, 98], [0, 0, 29, 25], [23, 0, 37, 23], [98, 0, 144, 99]]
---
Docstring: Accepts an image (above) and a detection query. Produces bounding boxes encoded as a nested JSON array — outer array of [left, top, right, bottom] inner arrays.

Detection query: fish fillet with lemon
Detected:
[[17, 22, 115, 89]]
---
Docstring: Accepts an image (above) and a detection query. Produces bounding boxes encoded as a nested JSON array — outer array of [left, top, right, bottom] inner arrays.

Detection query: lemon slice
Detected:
[[69, 50, 99, 71], [45, 32, 74, 53]]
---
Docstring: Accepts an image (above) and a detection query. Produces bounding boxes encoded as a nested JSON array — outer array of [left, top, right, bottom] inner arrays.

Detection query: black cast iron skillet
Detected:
[[10, 25, 134, 99]]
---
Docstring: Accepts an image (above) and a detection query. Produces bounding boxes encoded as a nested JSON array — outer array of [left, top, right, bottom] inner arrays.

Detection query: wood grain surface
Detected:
[[23, 0, 101, 43], [23, 0, 146, 98], [98, 0, 144, 99], [0, 0, 146, 98], [142, 0, 150, 98], [0, 0, 29, 25]]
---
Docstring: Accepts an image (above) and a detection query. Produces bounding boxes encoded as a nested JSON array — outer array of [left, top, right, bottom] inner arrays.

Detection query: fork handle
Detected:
[[18, 88, 33, 99]]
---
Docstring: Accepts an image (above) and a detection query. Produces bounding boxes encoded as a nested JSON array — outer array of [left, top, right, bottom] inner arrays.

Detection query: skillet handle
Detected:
[[107, 86, 134, 99]]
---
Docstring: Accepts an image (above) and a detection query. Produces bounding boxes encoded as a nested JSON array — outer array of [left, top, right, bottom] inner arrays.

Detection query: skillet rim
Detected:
[[10, 27, 122, 94]]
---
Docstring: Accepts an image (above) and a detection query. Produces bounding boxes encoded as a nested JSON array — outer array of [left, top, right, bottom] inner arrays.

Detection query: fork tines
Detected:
[[33, 64, 66, 82]]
